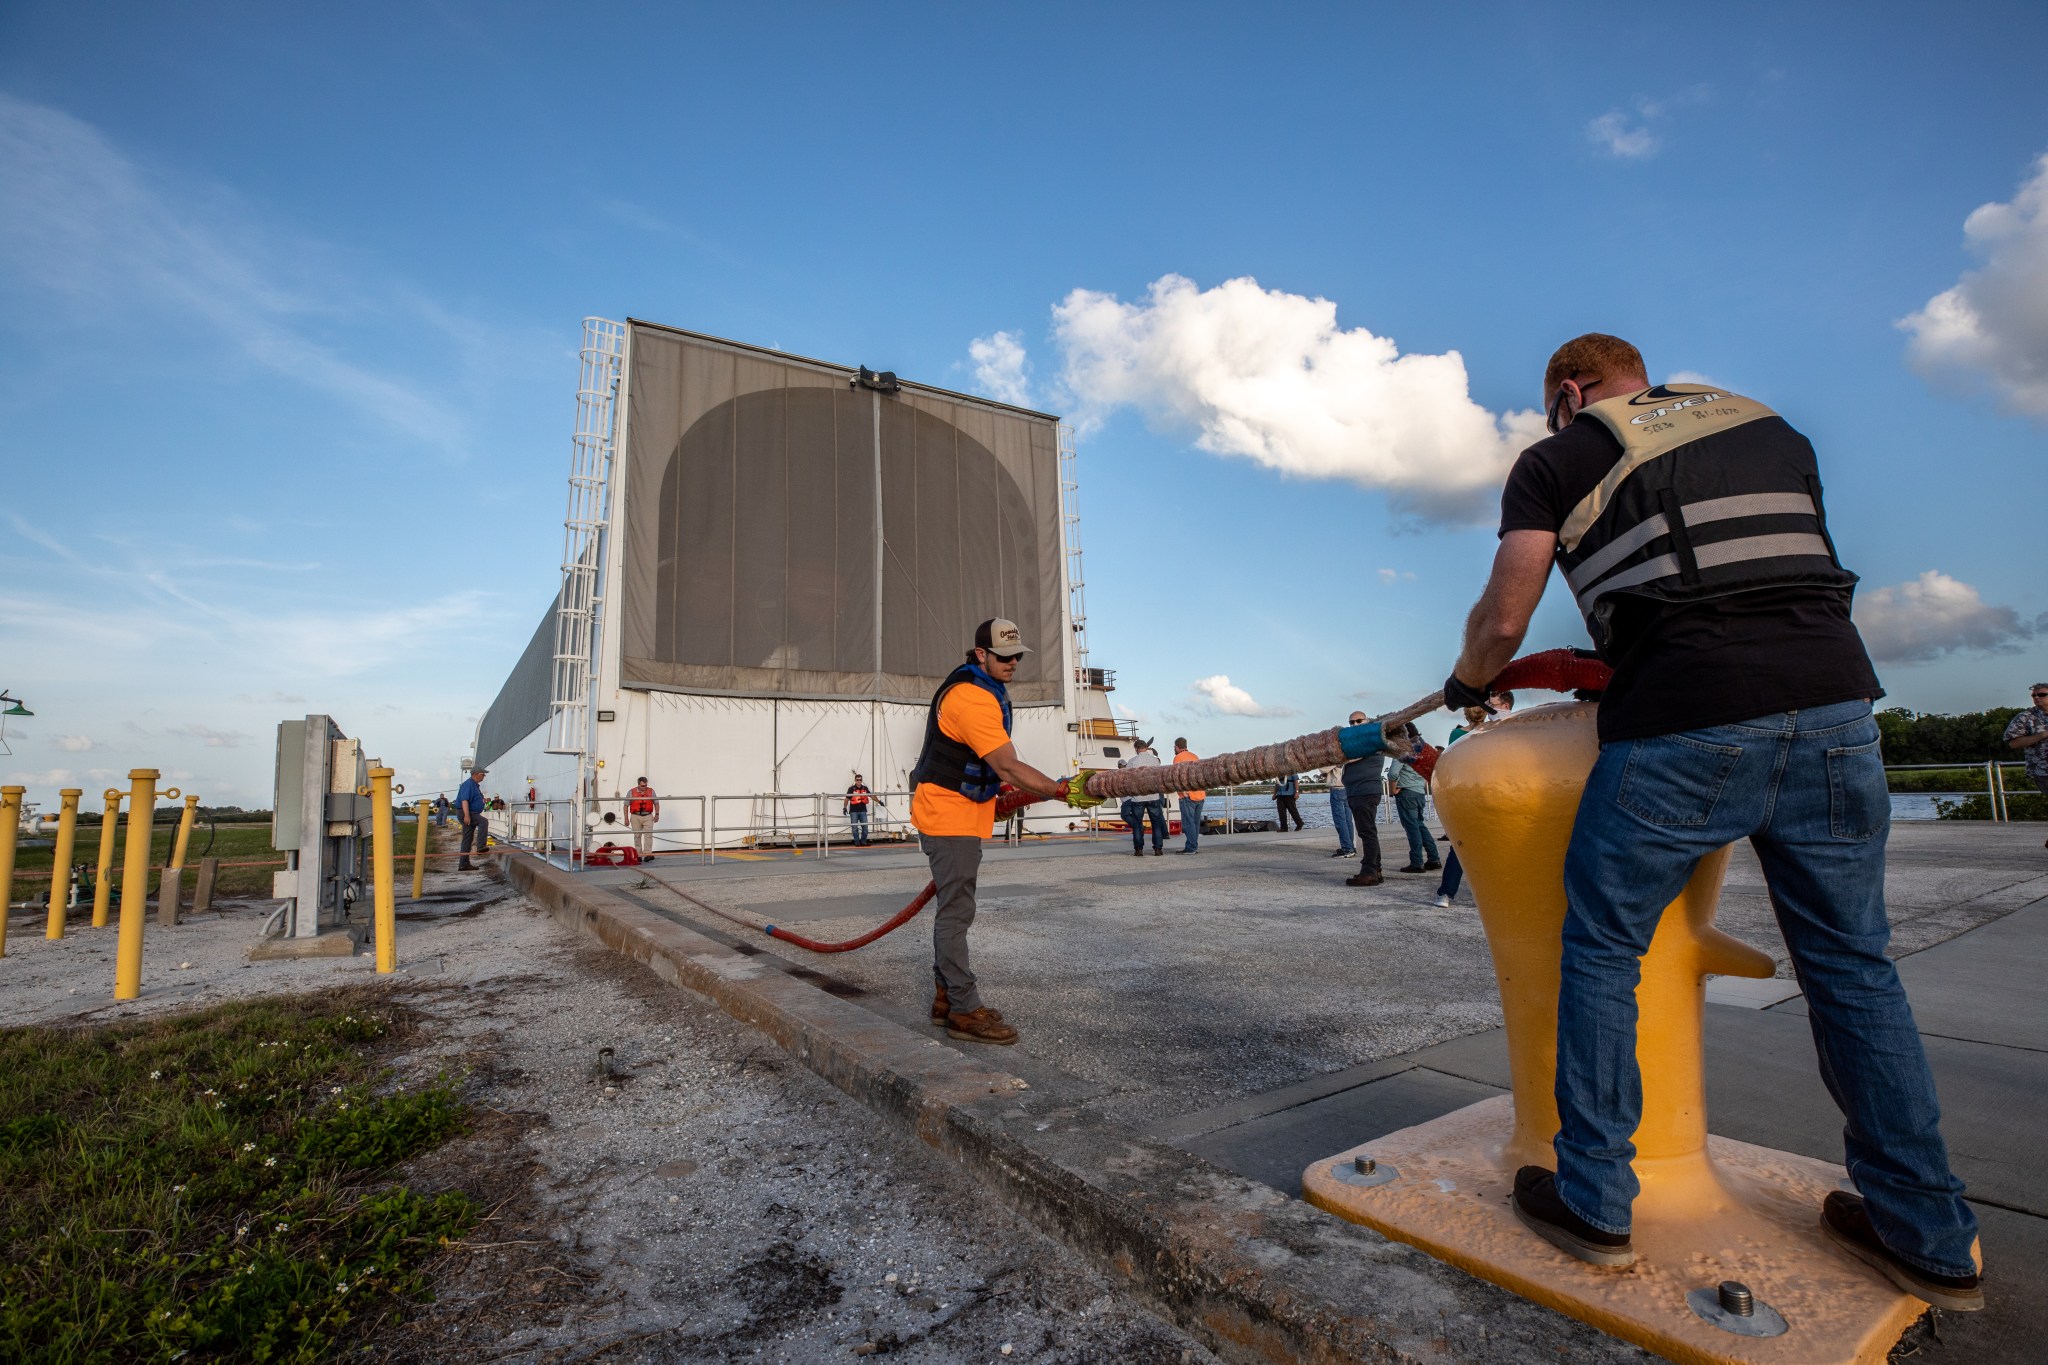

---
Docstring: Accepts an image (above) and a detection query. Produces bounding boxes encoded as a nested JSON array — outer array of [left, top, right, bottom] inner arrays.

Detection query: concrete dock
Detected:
[[536, 821, 2047, 1363]]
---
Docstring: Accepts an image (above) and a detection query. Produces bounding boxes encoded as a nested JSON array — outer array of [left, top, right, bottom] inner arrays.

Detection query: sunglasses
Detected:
[[1546, 379, 1584, 435], [989, 652, 1022, 664]]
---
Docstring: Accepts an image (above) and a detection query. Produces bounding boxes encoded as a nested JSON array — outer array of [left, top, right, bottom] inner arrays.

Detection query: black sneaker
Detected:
[[1510, 1167, 1634, 1267], [1329, 849, 1354, 858], [1821, 1191, 1983, 1311], [1396, 864, 1426, 874]]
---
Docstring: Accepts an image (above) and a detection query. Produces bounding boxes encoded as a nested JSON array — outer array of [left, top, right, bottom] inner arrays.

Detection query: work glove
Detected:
[[1063, 772, 1106, 809], [1442, 671, 1495, 714]]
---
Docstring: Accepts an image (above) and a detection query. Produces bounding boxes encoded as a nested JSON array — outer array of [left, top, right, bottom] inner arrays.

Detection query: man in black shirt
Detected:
[[1443, 334, 1981, 1311]]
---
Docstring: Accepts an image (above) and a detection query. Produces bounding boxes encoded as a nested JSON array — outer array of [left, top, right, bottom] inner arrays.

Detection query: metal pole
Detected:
[[0, 786, 22, 958], [369, 766, 397, 973], [114, 769, 163, 1000], [92, 789, 122, 928], [412, 799, 430, 898], [46, 788, 82, 940], [157, 794, 200, 926]]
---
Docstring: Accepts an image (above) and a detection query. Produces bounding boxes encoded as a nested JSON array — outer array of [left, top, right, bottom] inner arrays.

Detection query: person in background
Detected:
[[1272, 770, 1305, 832], [1322, 760, 1357, 859], [1125, 737, 1168, 856], [844, 773, 873, 847], [456, 765, 489, 871], [433, 793, 449, 828], [626, 775, 660, 860], [1341, 710, 1386, 887], [1172, 737, 1206, 853], [1491, 689, 1516, 717], [2002, 684, 2048, 850], [1390, 723, 1441, 874], [1433, 705, 1490, 907]]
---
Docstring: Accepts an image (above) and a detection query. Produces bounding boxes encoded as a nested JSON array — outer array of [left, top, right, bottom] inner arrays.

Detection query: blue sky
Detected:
[[3, 2, 2045, 807]]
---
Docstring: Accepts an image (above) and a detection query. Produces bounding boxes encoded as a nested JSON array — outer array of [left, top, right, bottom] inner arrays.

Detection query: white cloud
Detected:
[[1587, 110, 1657, 159], [1667, 370, 1720, 387], [1899, 152, 2048, 421], [53, 735, 95, 751], [1376, 568, 1417, 584], [968, 331, 1033, 406], [0, 767, 75, 790], [1191, 674, 1299, 718], [1854, 570, 2037, 663], [169, 724, 252, 748], [1052, 274, 1546, 521]]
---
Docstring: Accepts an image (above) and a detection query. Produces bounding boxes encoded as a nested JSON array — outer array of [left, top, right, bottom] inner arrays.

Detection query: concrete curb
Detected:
[[500, 852, 1636, 1364]]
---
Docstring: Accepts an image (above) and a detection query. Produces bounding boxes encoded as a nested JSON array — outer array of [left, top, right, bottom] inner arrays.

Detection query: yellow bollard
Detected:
[[0, 785, 23, 958], [158, 794, 201, 926], [46, 788, 83, 939], [92, 789, 123, 927], [1302, 703, 1928, 1365], [411, 798, 430, 900], [368, 766, 397, 973], [114, 770, 166, 1001]]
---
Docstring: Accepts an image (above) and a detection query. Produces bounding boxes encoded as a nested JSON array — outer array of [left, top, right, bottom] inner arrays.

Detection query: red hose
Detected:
[[757, 788, 1041, 953]]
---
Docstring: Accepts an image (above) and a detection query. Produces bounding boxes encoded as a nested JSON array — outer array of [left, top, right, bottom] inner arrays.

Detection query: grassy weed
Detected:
[[0, 988, 474, 1363]]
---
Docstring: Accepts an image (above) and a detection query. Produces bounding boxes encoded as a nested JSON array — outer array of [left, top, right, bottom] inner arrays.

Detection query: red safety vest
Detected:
[[627, 785, 657, 816], [847, 785, 870, 808]]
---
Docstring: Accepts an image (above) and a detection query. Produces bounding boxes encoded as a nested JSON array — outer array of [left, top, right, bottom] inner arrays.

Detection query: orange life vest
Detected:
[[627, 785, 657, 816], [847, 784, 870, 807]]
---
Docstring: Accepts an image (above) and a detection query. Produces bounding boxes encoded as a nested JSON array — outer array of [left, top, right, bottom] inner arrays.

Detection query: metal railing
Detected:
[[1883, 761, 2030, 822]]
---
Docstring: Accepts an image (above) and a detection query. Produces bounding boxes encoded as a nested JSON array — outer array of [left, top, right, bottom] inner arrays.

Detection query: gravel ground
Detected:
[[0, 874, 1220, 1364]]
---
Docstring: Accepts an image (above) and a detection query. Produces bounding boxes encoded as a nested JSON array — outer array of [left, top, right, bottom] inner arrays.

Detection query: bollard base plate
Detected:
[[248, 927, 360, 961], [1303, 1096, 1929, 1365]]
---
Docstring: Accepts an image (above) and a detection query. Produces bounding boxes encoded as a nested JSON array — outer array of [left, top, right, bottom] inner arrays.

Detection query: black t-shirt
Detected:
[[1500, 417, 1882, 743]]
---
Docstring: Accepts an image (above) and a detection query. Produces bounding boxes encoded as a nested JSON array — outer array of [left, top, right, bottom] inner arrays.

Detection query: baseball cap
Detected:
[[974, 617, 1031, 656]]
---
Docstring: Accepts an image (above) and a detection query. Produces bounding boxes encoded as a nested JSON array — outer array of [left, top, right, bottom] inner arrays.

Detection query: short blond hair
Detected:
[[1544, 333, 1646, 398]]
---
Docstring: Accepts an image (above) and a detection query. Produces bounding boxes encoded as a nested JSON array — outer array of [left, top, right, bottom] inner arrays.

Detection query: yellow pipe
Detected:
[[114, 769, 163, 1001], [411, 798, 430, 900], [159, 794, 201, 926], [369, 766, 397, 973], [46, 788, 82, 939], [0, 786, 23, 959], [92, 789, 123, 927]]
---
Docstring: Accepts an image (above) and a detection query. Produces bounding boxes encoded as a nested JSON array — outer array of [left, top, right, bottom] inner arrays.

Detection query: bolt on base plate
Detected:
[[1688, 1282, 1790, 1338]]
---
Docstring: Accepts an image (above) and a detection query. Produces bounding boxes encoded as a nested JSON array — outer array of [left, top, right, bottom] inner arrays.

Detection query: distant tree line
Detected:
[[1875, 707, 2024, 766]]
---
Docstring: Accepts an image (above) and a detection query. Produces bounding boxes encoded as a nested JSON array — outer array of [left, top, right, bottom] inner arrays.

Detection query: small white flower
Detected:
[[171, 1184, 185, 1194], [237, 1226, 248, 1236], [264, 1157, 277, 1168], [150, 1070, 162, 1079], [336, 1283, 349, 1294], [214, 1101, 224, 1110], [275, 1222, 289, 1233], [241, 1142, 255, 1152], [338, 1103, 348, 1111], [202, 1089, 216, 1096], [330, 1086, 342, 1095]]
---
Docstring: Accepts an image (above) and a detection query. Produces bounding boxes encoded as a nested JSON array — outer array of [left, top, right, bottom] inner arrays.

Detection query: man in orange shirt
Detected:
[[911, 617, 1078, 1045], [1172, 737, 1207, 853]]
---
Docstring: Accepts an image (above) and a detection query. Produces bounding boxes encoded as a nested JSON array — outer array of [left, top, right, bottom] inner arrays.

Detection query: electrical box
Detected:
[[267, 715, 369, 941]]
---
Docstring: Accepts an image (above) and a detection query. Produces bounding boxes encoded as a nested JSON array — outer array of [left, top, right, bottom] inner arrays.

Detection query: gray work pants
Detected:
[[921, 833, 984, 1014]]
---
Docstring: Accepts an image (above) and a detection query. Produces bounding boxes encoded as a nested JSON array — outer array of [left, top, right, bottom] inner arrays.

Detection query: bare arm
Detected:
[[983, 742, 1071, 802], [1451, 530, 1557, 691]]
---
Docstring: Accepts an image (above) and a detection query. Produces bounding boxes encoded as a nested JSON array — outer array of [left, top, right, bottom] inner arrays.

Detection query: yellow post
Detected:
[[92, 789, 123, 927], [114, 769, 163, 1001], [0, 786, 23, 958], [412, 799, 430, 900], [369, 766, 397, 973], [46, 788, 83, 939], [158, 794, 201, 926]]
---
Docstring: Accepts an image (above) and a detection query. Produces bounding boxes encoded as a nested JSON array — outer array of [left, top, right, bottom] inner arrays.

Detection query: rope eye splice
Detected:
[[685, 649, 1617, 955]]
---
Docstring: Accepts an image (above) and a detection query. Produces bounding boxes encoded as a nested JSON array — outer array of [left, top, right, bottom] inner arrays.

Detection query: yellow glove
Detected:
[[1064, 771, 1106, 809]]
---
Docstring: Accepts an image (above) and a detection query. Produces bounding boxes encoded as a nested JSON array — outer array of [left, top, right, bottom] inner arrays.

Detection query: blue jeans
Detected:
[[1178, 797, 1204, 851], [1553, 701, 1977, 1277], [1125, 800, 1165, 850], [1328, 789, 1355, 853], [849, 808, 869, 844], [1435, 848, 1463, 899], [1395, 790, 1438, 867]]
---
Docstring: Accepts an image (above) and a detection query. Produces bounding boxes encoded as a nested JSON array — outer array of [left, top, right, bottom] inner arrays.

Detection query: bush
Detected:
[[1934, 793, 2048, 822], [1877, 706, 2024, 764]]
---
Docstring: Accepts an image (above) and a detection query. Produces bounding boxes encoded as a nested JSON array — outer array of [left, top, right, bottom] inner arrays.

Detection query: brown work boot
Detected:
[[931, 984, 949, 1022], [945, 1007, 1018, 1046], [1345, 872, 1383, 887]]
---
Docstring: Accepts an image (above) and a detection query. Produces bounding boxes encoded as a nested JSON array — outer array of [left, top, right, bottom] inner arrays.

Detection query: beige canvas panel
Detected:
[[1559, 387, 1780, 552]]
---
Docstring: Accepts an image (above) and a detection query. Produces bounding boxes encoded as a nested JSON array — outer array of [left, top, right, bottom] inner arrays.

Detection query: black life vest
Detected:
[[1558, 385, 1857, 652], [909, 664, 1013, 803]]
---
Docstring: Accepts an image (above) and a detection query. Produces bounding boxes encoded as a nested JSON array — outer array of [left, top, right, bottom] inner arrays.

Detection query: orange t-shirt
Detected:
[[911, 682, 1011, 838], [1173, 749, 1206, 801]]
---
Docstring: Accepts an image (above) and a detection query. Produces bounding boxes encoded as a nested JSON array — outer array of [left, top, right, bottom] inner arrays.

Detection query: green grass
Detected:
[[10, 819, 434, 901], [0, 988, 473, 1363]]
